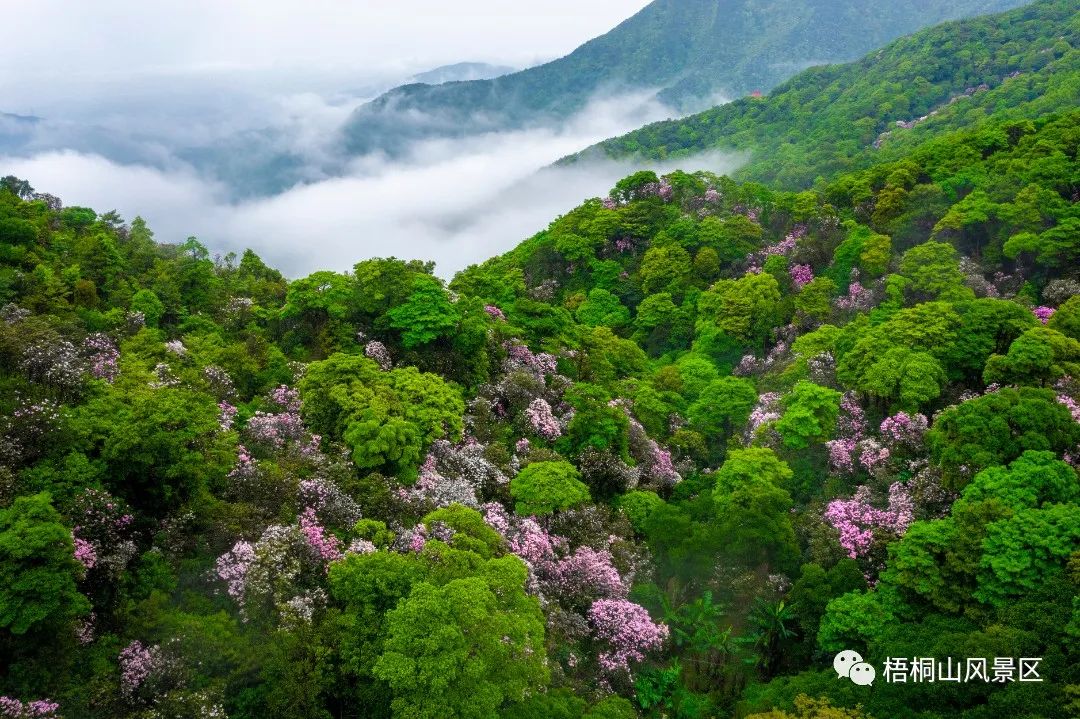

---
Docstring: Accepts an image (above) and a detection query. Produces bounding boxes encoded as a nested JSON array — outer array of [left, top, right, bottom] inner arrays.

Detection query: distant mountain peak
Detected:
[[341, 0, 1033, 157], [409, 62, 517, 85]]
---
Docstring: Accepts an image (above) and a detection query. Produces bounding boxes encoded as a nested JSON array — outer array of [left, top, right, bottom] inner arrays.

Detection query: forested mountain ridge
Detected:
[[341, 0, 1031, 156], [0, 3, 1079, 719], [563, 0, 1080, 189]]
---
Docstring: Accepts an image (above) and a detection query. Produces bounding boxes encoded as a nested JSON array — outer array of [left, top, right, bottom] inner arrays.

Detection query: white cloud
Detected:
[[3, 92, 741, 280]]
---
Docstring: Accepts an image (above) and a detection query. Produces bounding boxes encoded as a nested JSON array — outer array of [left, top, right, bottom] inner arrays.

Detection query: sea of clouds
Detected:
[[3, 86, 739, 279]]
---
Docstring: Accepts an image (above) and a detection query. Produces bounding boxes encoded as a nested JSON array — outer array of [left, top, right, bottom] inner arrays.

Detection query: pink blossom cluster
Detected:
[[858, 439, 891, 472], [823, 482, 914, 559], [745, 392, 783, 442], [73, 536, 97, 570], [807, 351, 836, 385], [620, 407, 681, 487], [550, 547, 627, 605], [83, 333, 119, 382], [613, 238, 634, 253], [203, 365, 235, 398], [481, 505, 634, 611], [836, 392, 868, 440], [483, 305, 507, 321], [245, 410, 305, 450], [70, 489, 136, 578], [391, 523, 428, 554], [790, 264, 814, 288], [524, 398, 562, 441], [408, 436, 509, 509], [637, 179, 674, 202], [879, 411, 929, 449], [734, 353, 764, 376], [299, 507, 343, 563], [267, 385, 301, 413], [148, 362, 179, 388], [704, 188, 721, 204], [644, 445, 680, 487], [588, 599, 669, 675], [74, 613, 95, 645], [504, 342, 558, 377], [19, 338, 84, 390], [364, 341, 392, 370], [1033, 306, 1056, 324], [227, 445, 259, 486], [164, 339, 186, 356], [218, 402, 237, 432], [216, 519, 337, 622], [602, 197, 619, 210], [1057, 394, 1080, 423], [216, 541, 256, 602], [1, 397, 62, 466], [119, 641, 162, 697], [515, 438, 532, 455], [0, 698, 61, 718], [298, 477, 363, 528], [826, 438, 857, 473], [835, 281, 873, 311], [732, 204, 761, 222]]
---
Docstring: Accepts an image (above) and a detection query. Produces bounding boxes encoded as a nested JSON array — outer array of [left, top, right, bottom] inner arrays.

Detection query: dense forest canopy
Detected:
[[0, 2, 1078, 718]]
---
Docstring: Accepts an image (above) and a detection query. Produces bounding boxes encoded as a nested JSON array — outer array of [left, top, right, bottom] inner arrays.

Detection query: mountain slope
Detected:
[[564, 0, 1080, 188], [410, 62, 517, 85], [342, 0, 1031, 156]]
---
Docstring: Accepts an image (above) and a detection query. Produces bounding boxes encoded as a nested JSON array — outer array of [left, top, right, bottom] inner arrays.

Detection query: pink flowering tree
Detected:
[[588, 598, 669, 677], [823, 482, 914, 561], [524, 398, 562, 441], [0, 697, 61, 719]]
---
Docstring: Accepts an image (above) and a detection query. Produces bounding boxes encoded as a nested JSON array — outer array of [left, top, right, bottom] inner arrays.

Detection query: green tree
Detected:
[[130, 288, 166, 327], [983, 326, 1080, 387], [928, 387, 1080, 489], [576, 288, 631, 328], [698, 214, 763, 263], [711, 449, 798, 571], [794, 276, 837, 325], [373, 558, 548, 719], [639, 243, 692, 296], [777, 381, 842, 449], [698, 272, 783, 350], [0, 493, 89, 635], [1048, 295, 1080, 340], [73, 385, 231, 514], [898, 241, 965, 299], [511, 461, 590, 516], [687, 376, 757, 437], [301, 353, 464, 475], [387, 274, 460, 348]]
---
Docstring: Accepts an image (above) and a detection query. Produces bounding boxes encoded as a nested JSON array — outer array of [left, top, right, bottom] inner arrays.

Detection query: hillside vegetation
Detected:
[[342, 0, 1030, 155], [0, 3, 1078, 719], [566, 0, 1079, 189]]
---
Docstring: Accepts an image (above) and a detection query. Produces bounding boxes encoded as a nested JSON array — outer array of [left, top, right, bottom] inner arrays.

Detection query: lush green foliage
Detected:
[[570, 0, 1080, 189], [0, 4, 1078, 717]]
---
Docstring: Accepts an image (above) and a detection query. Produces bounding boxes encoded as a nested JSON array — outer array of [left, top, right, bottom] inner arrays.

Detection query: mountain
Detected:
[[563, 0, 1080, 188], [2, 0, 1079, 715], [410, 62, 517, 85], [341, 0, 1032, 156]]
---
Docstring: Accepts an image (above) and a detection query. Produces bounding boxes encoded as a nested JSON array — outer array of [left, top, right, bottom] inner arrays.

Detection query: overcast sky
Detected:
[[0, 1, 652, 110]]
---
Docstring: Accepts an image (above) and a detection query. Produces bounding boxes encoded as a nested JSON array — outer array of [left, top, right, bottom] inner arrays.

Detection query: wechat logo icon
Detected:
[[834, 650, 876, 686]]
